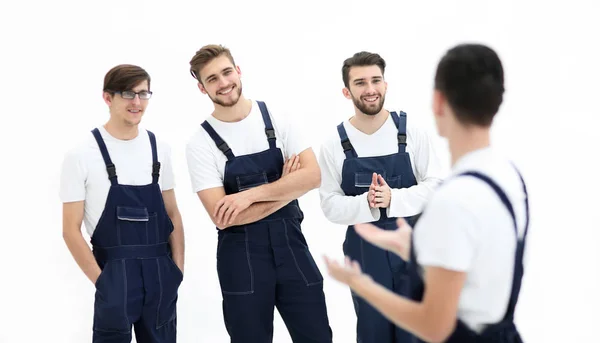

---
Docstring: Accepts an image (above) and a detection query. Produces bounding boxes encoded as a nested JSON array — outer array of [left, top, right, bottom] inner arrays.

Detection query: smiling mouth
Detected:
[[127, 109, 142, 114], [363, 95, 379, 103], [218, 85, 235, 95]]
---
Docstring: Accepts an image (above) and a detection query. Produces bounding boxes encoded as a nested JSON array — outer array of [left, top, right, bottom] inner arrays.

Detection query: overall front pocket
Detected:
[[216, 230, 254, 295]]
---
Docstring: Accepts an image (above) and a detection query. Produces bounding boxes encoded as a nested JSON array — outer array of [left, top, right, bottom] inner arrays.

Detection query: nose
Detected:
[[131, 94, 141, 105], [365, 82, 377, 94]]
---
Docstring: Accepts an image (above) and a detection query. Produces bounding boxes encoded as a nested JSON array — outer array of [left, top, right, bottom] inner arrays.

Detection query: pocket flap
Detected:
[[117, 206, 149, 221], [354, 171, 387, 188]]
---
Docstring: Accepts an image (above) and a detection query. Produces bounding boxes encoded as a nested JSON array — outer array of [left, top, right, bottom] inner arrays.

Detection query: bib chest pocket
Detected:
[[236, 172, 280, 192], [116, 206, 151, 245]]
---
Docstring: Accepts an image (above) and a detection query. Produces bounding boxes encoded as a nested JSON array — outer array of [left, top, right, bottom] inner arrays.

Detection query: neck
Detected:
[[448, 124, 491, 166], [104, 118, 139, 140], [212, 96, 252, 123], [349, 109, 389, 135]]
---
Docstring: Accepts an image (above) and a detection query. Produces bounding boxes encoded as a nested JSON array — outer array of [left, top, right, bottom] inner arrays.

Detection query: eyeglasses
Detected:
[[115, 90, 153, 100]]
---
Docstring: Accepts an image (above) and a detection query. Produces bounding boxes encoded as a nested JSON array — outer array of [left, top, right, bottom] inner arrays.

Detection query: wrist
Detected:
[[349, 273, 373, 293], [246, 187, 261, 203]]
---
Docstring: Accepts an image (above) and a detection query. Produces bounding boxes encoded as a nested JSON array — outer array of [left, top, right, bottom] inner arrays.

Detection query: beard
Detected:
[[352, 92, 385, 116], [209, 82, 243, 107]]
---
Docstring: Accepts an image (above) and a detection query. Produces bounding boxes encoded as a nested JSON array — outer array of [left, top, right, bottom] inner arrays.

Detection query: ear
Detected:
[[197, 82, 207, 95], [342, 87, 352, 100], [103, 91, 113, 107], [432, 90, 444, 119], [236, 65, 241, 77]]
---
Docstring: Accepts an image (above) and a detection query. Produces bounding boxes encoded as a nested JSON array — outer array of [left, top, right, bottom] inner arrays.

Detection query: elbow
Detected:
[[309, 168, 321, 189], [422, 321, 455, 343]]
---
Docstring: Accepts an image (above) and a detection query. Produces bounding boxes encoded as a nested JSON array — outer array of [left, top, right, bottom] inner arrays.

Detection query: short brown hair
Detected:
[[342, 51, 386, 88], [103, 64, 151, 95], [189, 44, 236, 82]]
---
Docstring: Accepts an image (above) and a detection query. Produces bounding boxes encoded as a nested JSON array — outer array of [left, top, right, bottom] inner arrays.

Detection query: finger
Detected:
[[291, 156, 300, 171], [297, 163, 301, 170], [283, 159, 292, 175], [378, 174, 388, 186], [223, 205, 237, 225], [372, 173, 377, 186], [216, 203, 230, 224], [213, 198, 225, 217], [351, 260, 362, 273]]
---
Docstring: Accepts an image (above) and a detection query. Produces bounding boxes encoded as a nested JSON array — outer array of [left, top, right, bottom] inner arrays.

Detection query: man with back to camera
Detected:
[[324, 43, 530, 343], [185, 44, 332, 343], [60, 64, 185, 343], [317, 51, 445, 343]]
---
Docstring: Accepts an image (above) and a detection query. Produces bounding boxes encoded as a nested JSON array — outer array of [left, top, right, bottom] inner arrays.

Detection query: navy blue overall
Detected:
[[201, 101, 332, 343], [337, 111, 419, 343], [408, 169, 529, 343], [90, 128, 183, 343]]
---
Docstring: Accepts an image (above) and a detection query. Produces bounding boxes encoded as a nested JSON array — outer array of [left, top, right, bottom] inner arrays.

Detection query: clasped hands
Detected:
[[368, 173, 391, 209]]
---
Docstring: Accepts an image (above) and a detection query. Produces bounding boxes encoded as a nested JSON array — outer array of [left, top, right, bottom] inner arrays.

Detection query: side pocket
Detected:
[[236, 172, 268, 192], [93, 261, 130, 333], [156, 256, 184, 328]]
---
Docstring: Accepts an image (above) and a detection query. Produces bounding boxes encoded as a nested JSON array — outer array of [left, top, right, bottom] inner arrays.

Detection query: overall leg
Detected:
[[92, 260, 135, 343], [133, 257, 182, 343], [218, 226, 277, 343], [344, 226, 395, 343], [274, 219, 333, 343]]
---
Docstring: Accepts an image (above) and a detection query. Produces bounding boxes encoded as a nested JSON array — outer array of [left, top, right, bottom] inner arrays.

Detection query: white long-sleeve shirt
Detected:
[[318, 112, 446, 226]]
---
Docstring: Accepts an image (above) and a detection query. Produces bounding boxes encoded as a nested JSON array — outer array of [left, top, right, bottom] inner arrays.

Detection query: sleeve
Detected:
[[318, 137, 380, 225], [185, 135, 224, 193], [387, 125, 446, 218], [276, 106, 312, 157], [159, 141, 175, 191], [413, 186, 479, 272], [59, 149, 87, 203]]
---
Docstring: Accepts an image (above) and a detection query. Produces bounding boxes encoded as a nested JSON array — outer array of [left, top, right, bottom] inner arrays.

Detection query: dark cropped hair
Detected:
[[434, 43, 504, 127]]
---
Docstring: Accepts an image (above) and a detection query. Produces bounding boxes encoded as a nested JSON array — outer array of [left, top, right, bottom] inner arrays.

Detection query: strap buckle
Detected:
[[152, 162, 161, 176], [397, 134, 407, 145], [265, 128, 276, 140], [218, 142, 231, 154], [106, 163, 117, 179], [341, 139, 353, 152]]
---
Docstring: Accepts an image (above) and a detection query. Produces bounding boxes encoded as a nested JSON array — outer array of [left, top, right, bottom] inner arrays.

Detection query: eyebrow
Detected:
[[353, 76, 383, 84], [205, 67, 234, 81]]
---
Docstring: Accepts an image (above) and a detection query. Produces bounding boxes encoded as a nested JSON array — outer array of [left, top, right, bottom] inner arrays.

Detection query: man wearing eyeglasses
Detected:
[[60, 64, 185, 343]]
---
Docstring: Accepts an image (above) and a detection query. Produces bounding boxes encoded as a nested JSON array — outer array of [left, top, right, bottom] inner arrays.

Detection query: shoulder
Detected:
[[62, 129, 100, 163], [185, 124, 218, 161]]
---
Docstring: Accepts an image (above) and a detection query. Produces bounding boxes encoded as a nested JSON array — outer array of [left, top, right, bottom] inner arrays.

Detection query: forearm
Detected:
[[168, 212, 185, 272], [221, 200, 290, 229], [320, 191, 379, 225], [388, 178, 440, 218], [350, 277, 445, 343], [248, 168, 320, 203], [63, 230, 101, 284]]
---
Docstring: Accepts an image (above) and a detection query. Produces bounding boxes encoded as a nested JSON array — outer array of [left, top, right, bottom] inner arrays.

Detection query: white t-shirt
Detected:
[[59, 126, 175, 237], [185, 100, 311, 193], [413, 146, 528, 333], [318, 111, 446, 225]]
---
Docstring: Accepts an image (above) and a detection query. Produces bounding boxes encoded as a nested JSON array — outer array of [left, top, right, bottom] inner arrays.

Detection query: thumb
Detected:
[[378, 174, 387, 186]]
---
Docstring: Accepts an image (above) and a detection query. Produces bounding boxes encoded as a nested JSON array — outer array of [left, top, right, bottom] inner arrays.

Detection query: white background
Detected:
[[1, 0, 599, 342]]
